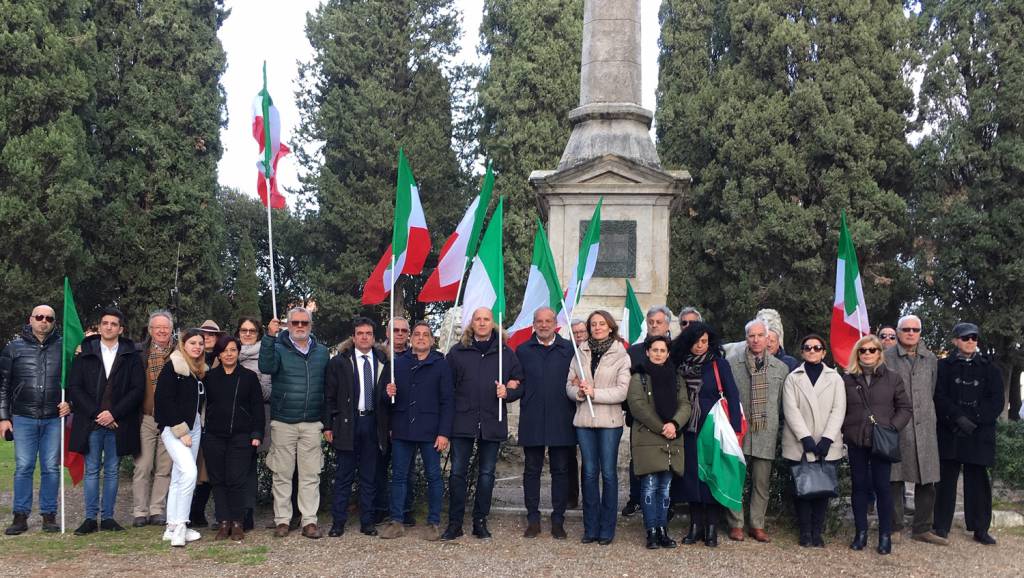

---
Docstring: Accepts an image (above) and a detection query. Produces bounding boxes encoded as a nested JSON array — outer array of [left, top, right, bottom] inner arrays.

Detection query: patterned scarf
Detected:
[[678, 351, 712, 433], [587, 336, 614, 377], [747, 350, 769, 432]]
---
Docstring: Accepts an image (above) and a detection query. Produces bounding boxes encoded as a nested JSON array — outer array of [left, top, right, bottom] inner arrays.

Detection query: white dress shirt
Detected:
[[355, 350, 375, 411], [100, 340, 119, 378]]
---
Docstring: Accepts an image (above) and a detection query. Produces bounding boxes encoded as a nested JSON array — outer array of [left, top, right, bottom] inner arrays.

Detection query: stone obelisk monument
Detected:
[[531, 0, 689, 320]]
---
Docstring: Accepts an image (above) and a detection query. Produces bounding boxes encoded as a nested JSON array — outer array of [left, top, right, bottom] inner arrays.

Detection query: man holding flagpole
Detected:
[[0, 305, 70, 535]]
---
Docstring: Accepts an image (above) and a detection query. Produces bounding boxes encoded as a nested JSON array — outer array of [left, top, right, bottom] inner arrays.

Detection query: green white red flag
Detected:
[[829, 212, 869, 369], [558, 199, 602, 326], [508, 220, 563, 349], [252, 62, 289, 209], [622, 279, 646, 346], [418, 163, 493, 302], [460, 197, 504, 329], [697, 399, 747, 511], [61, 277, 85, 486], [362, 149, 431, 305]]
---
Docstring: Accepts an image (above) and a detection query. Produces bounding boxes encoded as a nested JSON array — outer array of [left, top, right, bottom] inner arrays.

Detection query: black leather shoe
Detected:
[[243, 509, 255, 531], [74, 519, 98, 535], [190, 516, 209, 529], [877, 533, 892, 555], [646, 528, 659, 549], [328, 525, 344, 537], [974, 531, 997, 545], [682, 522, 704, 545], [100, 518, 125, 532], [598, 538, 613, 546], [133, 516, 148, 528], [850, 529, 868, 550], [551, 522, 567, 540], [360, 525, 378, 536], [620, 501, 640, 517], [580, 535, 597, 544], [704, 524, 718, 548], [440, 524, 463, 541], [812, 532, 825, 548], [657, 527, 677, 549], [472, 518, 492, 539], [799, 530, 812, 547]]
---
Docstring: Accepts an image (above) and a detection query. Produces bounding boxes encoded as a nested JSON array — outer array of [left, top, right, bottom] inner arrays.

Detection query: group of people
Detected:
[[0, 301, 1007, 554]]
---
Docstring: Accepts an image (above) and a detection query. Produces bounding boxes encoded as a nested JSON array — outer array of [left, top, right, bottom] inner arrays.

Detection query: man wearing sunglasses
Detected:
[[933, 323, 1003, 545], [883, 315, 946, 545], [0, 305, 71, 535]]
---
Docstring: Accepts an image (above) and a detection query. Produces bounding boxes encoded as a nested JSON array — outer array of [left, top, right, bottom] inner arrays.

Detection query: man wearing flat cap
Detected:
[[933, 322, 1004, 545]]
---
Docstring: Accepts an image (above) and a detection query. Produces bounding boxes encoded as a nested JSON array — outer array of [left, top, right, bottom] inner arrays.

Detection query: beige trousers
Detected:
[[727, 456, 773, 530], [267, 420, 324, 526], [132, 414, 172, 518]]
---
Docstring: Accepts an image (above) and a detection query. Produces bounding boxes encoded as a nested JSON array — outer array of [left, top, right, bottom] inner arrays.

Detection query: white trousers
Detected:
[[161, 416, 201, 525]]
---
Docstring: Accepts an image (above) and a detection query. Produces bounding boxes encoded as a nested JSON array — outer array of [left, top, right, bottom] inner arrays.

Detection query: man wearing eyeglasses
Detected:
[[883, 315, 946, 545], [0, 305, 71, 535], [375, 317, 416, 527], [260, 307, 330, 539], [879, 326, 898, 348], [933, 322, 1003, 546]]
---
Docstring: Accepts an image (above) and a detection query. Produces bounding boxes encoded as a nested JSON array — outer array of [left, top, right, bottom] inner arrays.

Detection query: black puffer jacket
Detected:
[[0, 327, 63, 421]]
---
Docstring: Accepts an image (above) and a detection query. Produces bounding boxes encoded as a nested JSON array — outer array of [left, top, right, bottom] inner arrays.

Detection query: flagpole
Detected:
[[60, 390, 65, 534], [558, 293, 595, 418], [390, 254, 396, 404], [265, 175, 279, 320], [498, 310, 504, 423]]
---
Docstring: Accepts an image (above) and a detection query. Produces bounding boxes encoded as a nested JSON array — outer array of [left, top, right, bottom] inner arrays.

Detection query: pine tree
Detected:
[[476, 0, 583, 310], [913, 0, 1024, 415], [656, 0, 917, 344], [88, 0, 227, 333], [0, 0, 99, 334], [234, 232, 261, 320], [296, 0, 467, 342]]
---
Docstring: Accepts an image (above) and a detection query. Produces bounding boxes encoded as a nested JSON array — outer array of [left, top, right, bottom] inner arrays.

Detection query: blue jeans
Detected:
[[390, 439, 443, 526], [11, 415, 62, 515], [84, 427, 120, 519], [448, 437, 499, 525], [576, 426, 623, 540], [641, 471, 672, 530]]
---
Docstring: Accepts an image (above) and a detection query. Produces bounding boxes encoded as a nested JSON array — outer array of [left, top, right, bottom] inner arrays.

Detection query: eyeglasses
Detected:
[[880, 334, 897, 340], [959, 334, 979, 342], [33, 315, 55, 322], [900, 327, 921, 333], [290, 320, 310, 327], [238, 328, 258, 334], [858, 347, 880, 354], [801, 345, 825, 352], [392, 328, 410, 333]]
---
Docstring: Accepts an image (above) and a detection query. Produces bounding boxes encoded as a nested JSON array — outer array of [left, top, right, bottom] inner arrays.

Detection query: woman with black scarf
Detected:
[[671, 322, 742, 547], [627, 335, 692, 549]]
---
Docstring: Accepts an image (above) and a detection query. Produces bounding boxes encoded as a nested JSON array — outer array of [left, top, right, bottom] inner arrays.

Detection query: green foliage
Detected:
[[296, 0, 468, 343], [656, 0, 917, 344], [234, 233, 261, 320], [911, 1, 1024, 384], [0, 0, 99, 334], [994, 420, 1024, 491], [476, 0, 583, 312]]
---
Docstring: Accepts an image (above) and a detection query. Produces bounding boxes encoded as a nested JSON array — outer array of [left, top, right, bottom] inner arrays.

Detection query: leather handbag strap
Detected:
[[855, 383, 878, 425], [713, 360, 724, 398]]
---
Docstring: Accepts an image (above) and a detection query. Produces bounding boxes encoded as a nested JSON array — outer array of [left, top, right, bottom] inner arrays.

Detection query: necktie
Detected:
[[362, 354, 373, 412]]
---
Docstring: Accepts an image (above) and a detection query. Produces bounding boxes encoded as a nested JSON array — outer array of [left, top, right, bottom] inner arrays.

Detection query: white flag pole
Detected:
[[389, 254, 396, 404], [60, 389, 65, 534], [558, 293, 595, 418], [498, 310, 504, 423], [265, 175, 279, 320]]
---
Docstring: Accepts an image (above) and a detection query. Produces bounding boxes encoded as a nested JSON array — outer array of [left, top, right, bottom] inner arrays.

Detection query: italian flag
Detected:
[[418, 163, 494, 302], [622, 279, 646, 345], [460, 197, 504, 329], [508, 220, 563, 349], [697, 399, 747, 511], [61, 278, 85, 486], [252, 62, 289, 209], [829, 212, 869, 369], [558, 198, 603, 326], [361, 149, 431, 305]]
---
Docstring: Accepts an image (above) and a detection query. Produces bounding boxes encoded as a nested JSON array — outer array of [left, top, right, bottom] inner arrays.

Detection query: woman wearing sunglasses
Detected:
[[155, 328, 208, 547], [781, 335, 845, 547], [842, 335, 912, 555]]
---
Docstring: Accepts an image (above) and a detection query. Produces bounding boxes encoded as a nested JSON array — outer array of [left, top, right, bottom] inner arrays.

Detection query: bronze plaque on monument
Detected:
[[580, 219, 636, 278]]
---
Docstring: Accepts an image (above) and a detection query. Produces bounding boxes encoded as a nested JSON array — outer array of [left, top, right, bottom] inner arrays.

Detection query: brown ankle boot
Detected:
[[214, 521, 231, 541], [230, 521, 244, 541]]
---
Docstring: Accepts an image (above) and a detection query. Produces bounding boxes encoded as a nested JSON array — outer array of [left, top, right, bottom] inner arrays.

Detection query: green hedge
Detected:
[[994, 420, 1024, 491]]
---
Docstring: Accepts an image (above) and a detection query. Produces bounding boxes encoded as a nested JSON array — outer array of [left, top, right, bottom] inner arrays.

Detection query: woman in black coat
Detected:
[[203, 335, 264, 541]]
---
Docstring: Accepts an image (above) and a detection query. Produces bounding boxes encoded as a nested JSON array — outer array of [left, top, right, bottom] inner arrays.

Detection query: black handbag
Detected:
[[791, 453, 839, 499], [856, 384, 902, 463]]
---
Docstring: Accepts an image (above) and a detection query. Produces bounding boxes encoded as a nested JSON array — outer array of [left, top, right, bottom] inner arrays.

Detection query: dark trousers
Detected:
[[848, 443, 893, 534], [448, 436, 500, 526], [795, 496, 828, 538], [331, 414, 379, 527], [204, 433, 255, 523], [688, 501, 721, 528], [375, 442, 416, 521], [522, 445, 571, 524], [628, 459, 640, 504], [567, 449, 580, 506], [935, 459, 992, 535], [891, 481, 936, 535]]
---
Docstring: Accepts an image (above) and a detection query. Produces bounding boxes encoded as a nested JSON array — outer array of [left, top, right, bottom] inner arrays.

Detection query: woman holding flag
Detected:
[[671, 322, 741, 548]]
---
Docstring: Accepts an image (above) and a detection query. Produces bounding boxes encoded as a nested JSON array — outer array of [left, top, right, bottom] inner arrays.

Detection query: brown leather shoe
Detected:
[[302, 523, 322, 539], [523, 521, 541, 538], [274, 523, 289, 538], [230, 521, 244, 541], [728, 527, 745, 541], [214, 522, 231, 541], [911, 531, 947, 546], [749, 528, 771, 543]]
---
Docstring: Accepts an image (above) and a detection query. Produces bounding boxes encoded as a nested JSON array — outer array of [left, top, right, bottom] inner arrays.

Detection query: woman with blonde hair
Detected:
[[842, 334, 911, 555]]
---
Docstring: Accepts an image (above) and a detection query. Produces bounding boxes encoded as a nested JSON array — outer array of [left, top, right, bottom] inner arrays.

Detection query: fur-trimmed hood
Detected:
[[169, 349, 208, 377]]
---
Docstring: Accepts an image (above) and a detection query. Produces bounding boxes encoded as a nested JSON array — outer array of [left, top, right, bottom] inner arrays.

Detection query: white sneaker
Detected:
[[162, 524, 176, 541], [184, 528, 201, 542], [171, 523, 186, 547]]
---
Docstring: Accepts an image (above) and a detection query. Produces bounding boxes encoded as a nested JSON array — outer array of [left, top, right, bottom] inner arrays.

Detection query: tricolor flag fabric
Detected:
[[558, 199, 602, 326], [460, 197, 504, 329], [508, 221, 563, 350], [622, 279, 647, 346], [362, 150, 431, 305], [829, 212, 869, 369], [418, 164, 494, 303], [697, 398, 747, 511], [61, 277, 85, 486], [253, 63, 289, 209]]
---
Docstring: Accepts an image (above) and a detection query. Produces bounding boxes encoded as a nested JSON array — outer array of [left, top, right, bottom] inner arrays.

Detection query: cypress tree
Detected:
[[234, 232, 261, 320]]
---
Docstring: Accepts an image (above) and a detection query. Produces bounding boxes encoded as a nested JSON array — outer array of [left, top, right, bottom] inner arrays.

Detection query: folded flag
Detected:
[[697, 398, 747, 511]]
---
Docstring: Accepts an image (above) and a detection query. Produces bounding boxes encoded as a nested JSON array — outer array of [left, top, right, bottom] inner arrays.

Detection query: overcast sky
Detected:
[[217, 0, 661, 199]]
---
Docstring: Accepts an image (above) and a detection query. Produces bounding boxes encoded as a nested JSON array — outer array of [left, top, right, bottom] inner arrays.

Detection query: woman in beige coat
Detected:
[[781, 334, 846, 548], [566, 310, 630, 545]]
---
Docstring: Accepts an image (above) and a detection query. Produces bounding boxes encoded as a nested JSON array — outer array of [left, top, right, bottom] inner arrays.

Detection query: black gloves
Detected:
[[815, 437, 833, 460], [955, 416, 978, 435], [801, 436, 816, 454]]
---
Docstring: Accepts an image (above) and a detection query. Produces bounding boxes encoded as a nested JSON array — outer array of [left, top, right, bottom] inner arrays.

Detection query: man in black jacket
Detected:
[[324, 317, 389, 537], [0, 305, 71, 535], [67, 307, 145, 535]]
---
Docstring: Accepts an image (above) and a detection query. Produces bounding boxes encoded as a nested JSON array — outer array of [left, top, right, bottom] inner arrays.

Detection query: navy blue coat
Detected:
[[680, 356, 742, 504], [389, 350, 454, 443], [515, 334, 576, 448], [446, 332, 523, 442]]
